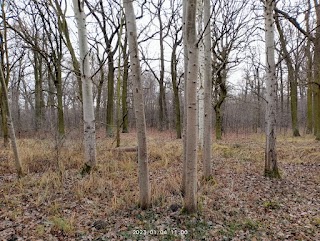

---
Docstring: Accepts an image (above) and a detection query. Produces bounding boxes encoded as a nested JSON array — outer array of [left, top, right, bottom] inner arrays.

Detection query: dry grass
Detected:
[[0, 131, 319, 240]]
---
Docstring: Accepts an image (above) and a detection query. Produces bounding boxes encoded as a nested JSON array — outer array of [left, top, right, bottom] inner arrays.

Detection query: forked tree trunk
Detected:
[[124, 0, 150, 209], [73, 0, 97, 173], [203, 0, 212, 179], [264, 0, 280, 178], [184, 0, 199, 213]]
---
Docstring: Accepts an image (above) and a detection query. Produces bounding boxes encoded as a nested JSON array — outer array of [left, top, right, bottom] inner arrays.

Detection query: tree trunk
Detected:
[[122, 35, 129, 133], [73, 0, 97, 172], [275, 14, 300, 137], [182, 0, 188, 196], [0, 54, 23, 178], [264, 0, 280, 178], [171, 43, 182, 139], [214, 70, 227, 140], [34, 50, 44, 131], [55, 61, 65, 136], [197, 0, 204, 149], [106, 54, 115, 137], [184, 0, 199, 214], [203, 0, 212, 179], [124, 0, 150, 209], [95, 54, 105, 122], [306, 1, 313, 134], [314, 2, 320, 139]]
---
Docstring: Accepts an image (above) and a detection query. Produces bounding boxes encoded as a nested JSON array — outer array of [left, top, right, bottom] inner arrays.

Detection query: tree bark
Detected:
[[306, 1, 313, 134], [264, 0, 280, 178], [275, 14, 300, 137], [171, 41, 182, 139], [122, 35, 129, 133], [314, 2, 320, 139], [73, 0, 97, 171], [184, 0, 199, 214], [0, 55, 23, 178], [124, 0, 150, 209], [203, 0, 212, 179]]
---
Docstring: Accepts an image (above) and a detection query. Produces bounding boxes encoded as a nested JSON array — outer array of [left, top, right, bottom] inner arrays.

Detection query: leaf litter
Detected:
[[0, 133, 319, 240]]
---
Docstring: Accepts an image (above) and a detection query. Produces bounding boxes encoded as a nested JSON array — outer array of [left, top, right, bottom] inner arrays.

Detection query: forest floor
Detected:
[[0, 130, 319, 241]]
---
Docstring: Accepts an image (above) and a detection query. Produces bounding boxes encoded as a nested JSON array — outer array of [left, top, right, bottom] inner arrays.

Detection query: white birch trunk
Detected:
[[203, 0, 212, 178], [264, 0, 280, 178], [73, 0, 96, 170], [123, 0, 150, 209], [184, 0, 199, 213]]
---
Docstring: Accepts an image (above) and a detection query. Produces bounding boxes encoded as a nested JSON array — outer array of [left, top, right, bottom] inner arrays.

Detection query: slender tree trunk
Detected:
[[306, 2, 313, 134], [73, 0, 97, 172], [122, 36, 129, 133], [116, 16, 124, 147], [171, 43, 182, 139], [184, 0, 199, 214], [314, 2, 320, 139], [0, 30, 8, 147], [106, 54, 115, 137], [197, 0, 204, 149], [0, 91, 8, 146], [34, 51, 44, 131], [95, 57, 105, 122], [264, 0, 280, 178], [124, 0, 150, 209], [214, 70, 227, 140], [55, 61, 65, 136], [0, 55, 23, 178], [203, 0, 212, 179], [182, 0, 188, 196], [275, 14, 300, 137]]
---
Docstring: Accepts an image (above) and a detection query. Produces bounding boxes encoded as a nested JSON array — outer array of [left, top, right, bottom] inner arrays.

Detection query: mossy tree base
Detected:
[[80, 163, 93, 176], [264, 169, 281, 179], [293, 129, 300, 137]]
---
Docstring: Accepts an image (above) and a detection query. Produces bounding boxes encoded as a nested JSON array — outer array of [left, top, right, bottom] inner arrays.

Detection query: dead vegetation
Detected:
[[0, 131, 319, 240]]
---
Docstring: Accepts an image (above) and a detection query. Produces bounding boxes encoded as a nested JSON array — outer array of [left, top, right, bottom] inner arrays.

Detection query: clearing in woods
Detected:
[[0, 131, 319, 240]]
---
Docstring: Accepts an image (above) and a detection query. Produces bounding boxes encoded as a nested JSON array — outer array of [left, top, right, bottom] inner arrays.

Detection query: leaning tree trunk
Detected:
[[264, 0, 280, 178], [73, 0, 97, 173], [203, 0, 212, 179], [124, 0, 150, 209], [0, 59, 23, 177], [184, 0, 199, 214]]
